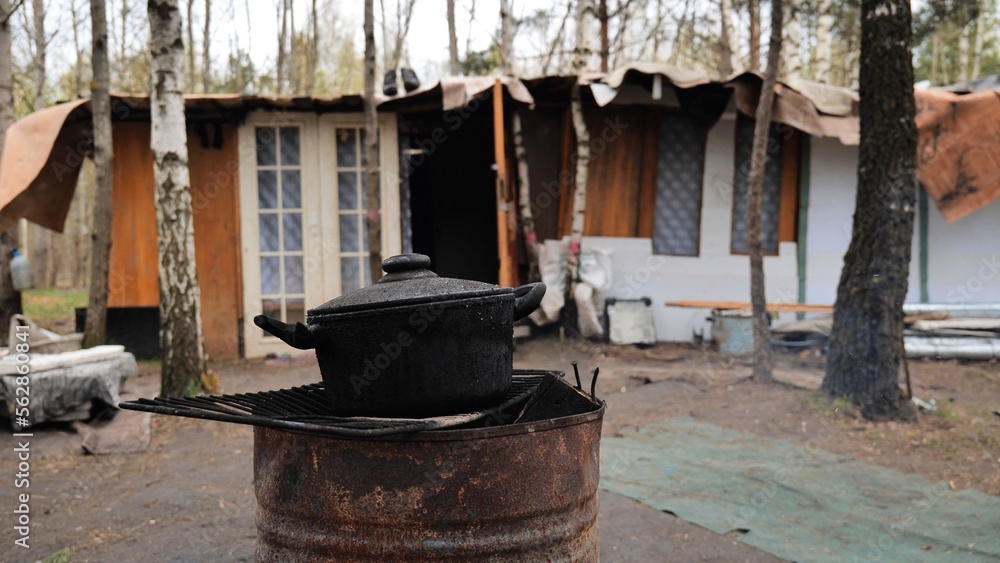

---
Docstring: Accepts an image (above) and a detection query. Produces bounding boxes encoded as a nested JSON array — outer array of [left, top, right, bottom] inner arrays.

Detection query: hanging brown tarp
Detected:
[[0, 99, 90, 233], [914, 89, 1000, 222]]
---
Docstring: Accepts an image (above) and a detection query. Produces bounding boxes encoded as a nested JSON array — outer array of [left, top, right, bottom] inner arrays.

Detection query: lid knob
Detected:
[[381, 253, 433, 276], [379, 254, 437, 282]]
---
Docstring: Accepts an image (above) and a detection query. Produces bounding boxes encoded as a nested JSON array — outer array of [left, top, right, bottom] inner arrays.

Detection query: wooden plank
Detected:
[[583, 105, 644, 237], [664, 300, 834, 313], [778, 130, 800, 243], [108, 122, 159, 308], [493, 80, 516, 287], [903, 312, 950, 324], [637, 108, 660, 239], [189, 123, 242, 360]]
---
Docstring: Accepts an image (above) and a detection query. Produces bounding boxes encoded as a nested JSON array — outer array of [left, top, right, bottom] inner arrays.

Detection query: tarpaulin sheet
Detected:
[[915, 89, 1000, 222], [601, 418, 1000, 562], [0, 352, 136, 427]]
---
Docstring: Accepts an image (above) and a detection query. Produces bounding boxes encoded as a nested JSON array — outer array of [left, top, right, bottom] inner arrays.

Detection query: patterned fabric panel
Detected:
[[653, 113, 707, 256], [731, 114, 782, 254]]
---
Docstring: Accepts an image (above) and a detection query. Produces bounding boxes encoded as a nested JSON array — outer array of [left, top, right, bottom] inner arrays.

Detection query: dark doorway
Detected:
[[402, 109, 498, 283]]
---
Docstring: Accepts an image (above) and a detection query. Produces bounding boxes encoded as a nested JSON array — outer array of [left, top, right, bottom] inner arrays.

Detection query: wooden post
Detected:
[[493, 79, 517, 287]]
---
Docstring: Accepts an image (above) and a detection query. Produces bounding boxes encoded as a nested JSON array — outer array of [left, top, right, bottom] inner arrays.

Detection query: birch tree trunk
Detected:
[[446, 0, 459, 75], [815, 1, 834, 83], [499, 0, 538, 280], [719, 0, 736, 77], [746, 0, 782, 384], [499, 0, 513, 73], [783, 4, 801, 81], [821, 0, 918, 421], [0, 0, 22, 344], [364, 0, 381, 284], [513, 112, 538, 280], [598, 0, 609, 72], [566, 0, 596, 327], [201, 0, 210, 92], [149, 0, 206, 396], [83, 0, 114, 349], [652, 0, 663, 60]]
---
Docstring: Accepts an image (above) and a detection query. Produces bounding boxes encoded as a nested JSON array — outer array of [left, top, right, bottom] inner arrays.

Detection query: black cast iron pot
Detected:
[[253, 253, 546, 418]]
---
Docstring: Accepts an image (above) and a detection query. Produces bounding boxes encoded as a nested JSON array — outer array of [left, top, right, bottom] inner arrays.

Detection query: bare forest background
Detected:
[[12, 0, 999, 292]]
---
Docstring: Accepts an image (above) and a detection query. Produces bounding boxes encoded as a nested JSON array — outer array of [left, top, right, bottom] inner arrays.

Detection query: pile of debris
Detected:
[[771, 304, 1000, 360]]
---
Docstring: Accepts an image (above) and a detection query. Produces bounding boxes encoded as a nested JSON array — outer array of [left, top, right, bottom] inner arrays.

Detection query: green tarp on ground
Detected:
[[601, 418, 1000, 562]]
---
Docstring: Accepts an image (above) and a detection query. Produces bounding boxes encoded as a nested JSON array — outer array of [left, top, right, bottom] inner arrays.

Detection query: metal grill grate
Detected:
[[120, 371, 552, 437]]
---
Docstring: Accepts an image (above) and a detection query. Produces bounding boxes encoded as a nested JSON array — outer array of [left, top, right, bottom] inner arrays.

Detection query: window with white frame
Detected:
[[255, 126, 305, 329], [335, 127, 379, 292]]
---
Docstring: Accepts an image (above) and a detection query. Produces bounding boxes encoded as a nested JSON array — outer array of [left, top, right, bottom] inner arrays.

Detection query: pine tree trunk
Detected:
[[363, 0, 381, 285], [149, 0, 206, 396], [446, 0, 459, 75], [83, 0, 114, 348], [719, 0, 736, 77], [201, 0, 210, 92], [972, 0, 984, 80], [746, 0, 782, 384], [749, 0, 760, 71], [821, 0, 917, 421]]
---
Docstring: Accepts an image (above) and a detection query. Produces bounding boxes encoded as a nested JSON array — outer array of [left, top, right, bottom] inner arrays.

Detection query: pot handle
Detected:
[[253, 315, 317, 350], [513, 282, 547, 321]]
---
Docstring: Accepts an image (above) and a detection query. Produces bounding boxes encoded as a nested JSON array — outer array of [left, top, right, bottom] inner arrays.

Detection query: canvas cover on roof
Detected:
[[2, 70, 999, 230]]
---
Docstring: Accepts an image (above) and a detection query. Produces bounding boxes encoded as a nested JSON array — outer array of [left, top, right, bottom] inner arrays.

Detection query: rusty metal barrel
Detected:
[[253, 403, 604, 562]]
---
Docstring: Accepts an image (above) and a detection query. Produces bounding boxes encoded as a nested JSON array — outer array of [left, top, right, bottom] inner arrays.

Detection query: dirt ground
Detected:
[[1, 337, 998, 562]]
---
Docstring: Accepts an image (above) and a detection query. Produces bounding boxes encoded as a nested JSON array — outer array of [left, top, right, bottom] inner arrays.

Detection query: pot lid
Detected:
[[308, 253, 511, 317]]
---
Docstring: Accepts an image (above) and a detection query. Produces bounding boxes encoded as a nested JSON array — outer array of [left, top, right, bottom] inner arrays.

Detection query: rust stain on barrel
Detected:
[[254, 406, 604, 562]]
